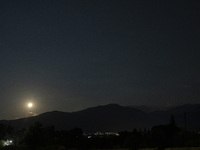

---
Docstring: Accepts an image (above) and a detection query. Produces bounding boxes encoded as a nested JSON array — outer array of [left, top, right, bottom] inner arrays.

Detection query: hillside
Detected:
[[0, 104, 200, 132]]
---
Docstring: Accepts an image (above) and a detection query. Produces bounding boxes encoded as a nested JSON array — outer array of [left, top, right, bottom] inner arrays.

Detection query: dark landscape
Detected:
[[1, 103, 200, 132], [0, 104, 200, 149], [0, 0, 200, 149]]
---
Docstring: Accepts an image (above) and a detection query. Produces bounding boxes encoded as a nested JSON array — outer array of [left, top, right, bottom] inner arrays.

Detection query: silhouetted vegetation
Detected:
[[0, 116, 200, 150]]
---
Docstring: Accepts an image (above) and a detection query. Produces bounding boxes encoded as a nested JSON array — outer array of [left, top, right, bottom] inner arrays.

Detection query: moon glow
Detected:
[[28, 103, 33, 108]]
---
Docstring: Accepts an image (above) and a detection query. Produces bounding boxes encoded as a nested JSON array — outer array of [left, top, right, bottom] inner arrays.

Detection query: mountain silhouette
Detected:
[[1, 103, 200, 132], [149, 104, 200, 130]]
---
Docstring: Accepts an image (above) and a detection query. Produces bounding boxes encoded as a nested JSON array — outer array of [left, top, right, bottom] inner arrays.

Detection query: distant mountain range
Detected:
[[1, 103, 200, 132]]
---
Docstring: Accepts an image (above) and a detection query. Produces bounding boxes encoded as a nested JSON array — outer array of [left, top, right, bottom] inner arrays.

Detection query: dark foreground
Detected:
[[0, 117, 200, 150]]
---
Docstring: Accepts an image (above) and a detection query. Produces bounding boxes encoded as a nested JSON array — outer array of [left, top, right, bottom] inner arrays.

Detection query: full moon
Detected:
[[28, 103, 33, 108]]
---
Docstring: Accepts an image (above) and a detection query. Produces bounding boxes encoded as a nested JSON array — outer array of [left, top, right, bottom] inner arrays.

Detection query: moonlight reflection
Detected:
[[27, 102, 34, 117]]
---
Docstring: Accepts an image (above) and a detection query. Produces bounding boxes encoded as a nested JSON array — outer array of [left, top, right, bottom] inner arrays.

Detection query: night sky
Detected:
[[0, 0, 200, 119]]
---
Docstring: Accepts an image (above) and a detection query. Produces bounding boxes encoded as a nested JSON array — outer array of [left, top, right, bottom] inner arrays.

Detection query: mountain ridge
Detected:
[[0, 103, 200, 132]]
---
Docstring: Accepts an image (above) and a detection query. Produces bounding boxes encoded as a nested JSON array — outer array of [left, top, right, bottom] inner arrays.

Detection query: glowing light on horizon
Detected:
[[27, 103, 33, 108]]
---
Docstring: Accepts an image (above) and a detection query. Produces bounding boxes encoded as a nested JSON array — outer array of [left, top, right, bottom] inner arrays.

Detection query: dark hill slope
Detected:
[[149, 104, 200, 130], [1, 104, 200, 132], [0, 104, 149, 132], [73, 104, 149, 131]]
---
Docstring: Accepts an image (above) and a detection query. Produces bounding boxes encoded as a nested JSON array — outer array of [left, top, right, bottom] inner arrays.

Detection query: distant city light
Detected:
[[2, 139, 13, 146]]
